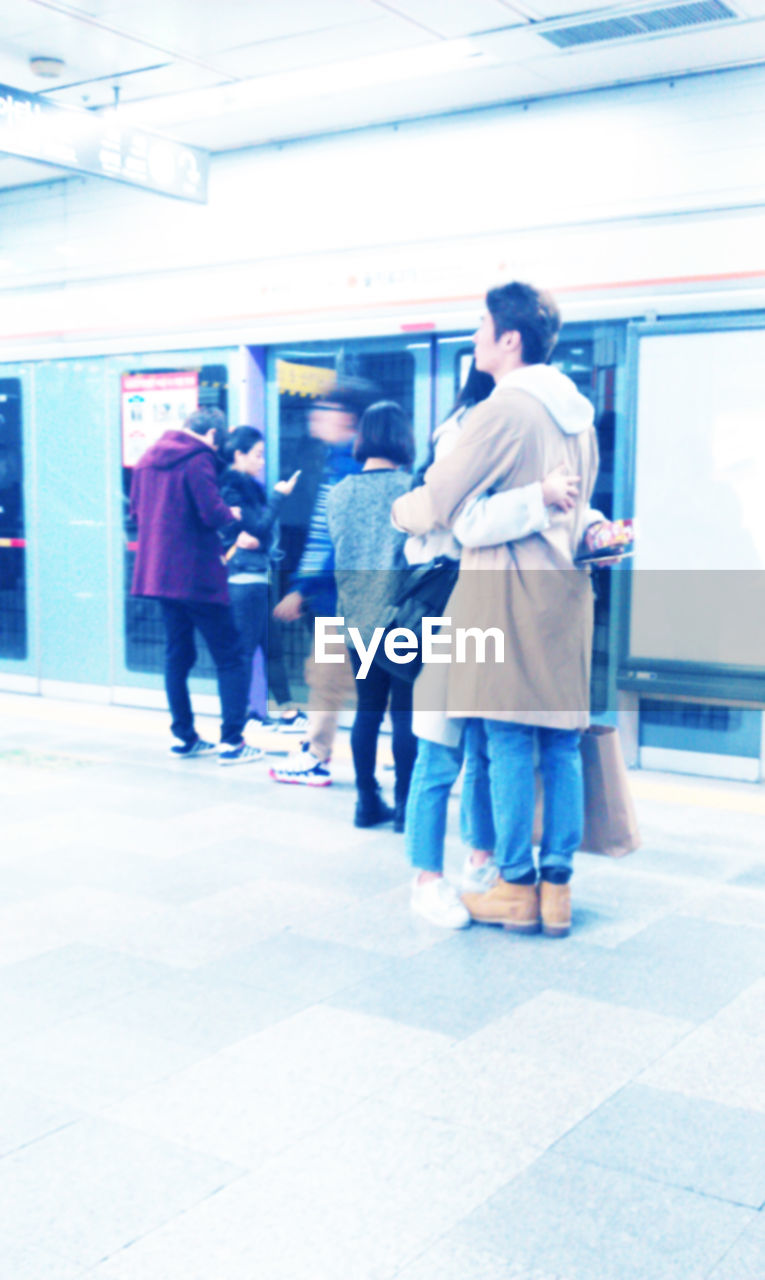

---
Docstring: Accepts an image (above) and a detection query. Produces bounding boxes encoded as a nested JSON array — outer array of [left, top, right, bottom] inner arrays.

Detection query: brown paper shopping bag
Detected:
[[532, 725, 641, 857], [579, 725, 641, 857]]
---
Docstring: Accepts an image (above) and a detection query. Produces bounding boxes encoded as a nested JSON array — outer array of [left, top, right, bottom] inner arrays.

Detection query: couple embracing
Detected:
[[393, 280, 600, 938]]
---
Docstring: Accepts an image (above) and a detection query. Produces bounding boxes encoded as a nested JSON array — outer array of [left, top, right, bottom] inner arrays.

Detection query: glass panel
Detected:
[[0, 377, 26, 660], [122, 363, 229, 676], [273, 344, 417, 695]]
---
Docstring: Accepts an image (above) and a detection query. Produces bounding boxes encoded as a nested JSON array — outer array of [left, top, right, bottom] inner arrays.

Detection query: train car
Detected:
[[1, 65, 764, 781]]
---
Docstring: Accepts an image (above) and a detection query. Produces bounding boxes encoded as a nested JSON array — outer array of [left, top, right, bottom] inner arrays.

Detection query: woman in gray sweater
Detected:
[[327, 402, 416, 830]]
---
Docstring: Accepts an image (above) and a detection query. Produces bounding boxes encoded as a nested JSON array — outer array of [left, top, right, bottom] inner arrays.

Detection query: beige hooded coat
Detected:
[[392, 365, 599, 730]]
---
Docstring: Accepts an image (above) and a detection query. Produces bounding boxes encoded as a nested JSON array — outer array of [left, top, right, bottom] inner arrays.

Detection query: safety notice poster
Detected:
[[121, 372, 199, 467]]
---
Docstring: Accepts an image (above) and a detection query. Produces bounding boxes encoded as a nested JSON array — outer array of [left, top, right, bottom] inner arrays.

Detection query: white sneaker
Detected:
[[411, 876, 471, 929], [461, 855, 499, 893], [269, 750, 332, 786]]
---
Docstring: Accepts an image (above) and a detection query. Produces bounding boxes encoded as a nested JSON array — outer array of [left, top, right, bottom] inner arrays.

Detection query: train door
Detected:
[[109, 346, 241, 706], [265, 335, 431, 696]]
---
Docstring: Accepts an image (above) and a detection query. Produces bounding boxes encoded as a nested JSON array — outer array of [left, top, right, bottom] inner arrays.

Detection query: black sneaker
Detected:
[[170, 737, 217, 759]]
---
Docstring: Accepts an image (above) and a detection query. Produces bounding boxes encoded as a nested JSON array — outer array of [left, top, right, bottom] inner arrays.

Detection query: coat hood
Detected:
[[135, 429, 213, 471], [498, 364, 595, 435]]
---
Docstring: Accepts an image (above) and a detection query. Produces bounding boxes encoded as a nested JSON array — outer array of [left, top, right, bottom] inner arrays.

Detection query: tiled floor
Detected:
[[1, 692, 764, 1280]]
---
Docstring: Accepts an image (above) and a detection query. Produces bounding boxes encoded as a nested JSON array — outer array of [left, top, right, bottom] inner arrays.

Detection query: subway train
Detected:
[[1, 65, 764, 781]]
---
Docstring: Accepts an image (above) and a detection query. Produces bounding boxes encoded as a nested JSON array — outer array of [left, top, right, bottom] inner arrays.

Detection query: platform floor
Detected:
[[1, 691, 764, 1280]]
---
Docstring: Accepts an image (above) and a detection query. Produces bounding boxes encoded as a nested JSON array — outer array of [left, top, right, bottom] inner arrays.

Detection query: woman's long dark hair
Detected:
[[415, 359, 494, 480], [448, 359, 494, 417]]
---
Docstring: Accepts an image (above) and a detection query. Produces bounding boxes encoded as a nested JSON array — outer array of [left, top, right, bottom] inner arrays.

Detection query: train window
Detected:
[[0, 378, 26, 660], [122, 364, 228, 676]]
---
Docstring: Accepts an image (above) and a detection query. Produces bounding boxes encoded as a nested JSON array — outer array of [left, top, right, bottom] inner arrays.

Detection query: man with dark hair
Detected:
[[130, 406, 262, 765], [393, 281, 599, 937], [270, 377, 378, 785]]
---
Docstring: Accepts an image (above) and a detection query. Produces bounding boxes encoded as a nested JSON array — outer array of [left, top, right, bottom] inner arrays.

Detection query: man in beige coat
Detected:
[[392, 282, 599, 937]]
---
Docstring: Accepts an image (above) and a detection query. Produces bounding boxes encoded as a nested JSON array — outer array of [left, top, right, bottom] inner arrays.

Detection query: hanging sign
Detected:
[[121, 371, 199, 467], [0, 83, 208, 203]]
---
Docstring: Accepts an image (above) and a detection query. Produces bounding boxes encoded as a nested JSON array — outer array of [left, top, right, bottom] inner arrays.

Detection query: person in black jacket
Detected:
[[219, 427, 301, 727]]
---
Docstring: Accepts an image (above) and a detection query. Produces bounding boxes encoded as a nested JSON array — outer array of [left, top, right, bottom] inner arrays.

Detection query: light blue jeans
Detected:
[[405, 729, 496, 873], [464, 719, 583, 881]]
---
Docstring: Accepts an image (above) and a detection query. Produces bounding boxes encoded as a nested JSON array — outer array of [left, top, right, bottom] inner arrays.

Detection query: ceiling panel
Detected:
[[211, 14, 429, 79], [91, 0, 384, 54], [378, 0, 522, 37]]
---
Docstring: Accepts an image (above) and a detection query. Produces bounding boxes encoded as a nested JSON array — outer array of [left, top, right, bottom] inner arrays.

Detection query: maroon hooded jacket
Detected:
[[130, 430, 236, 605]]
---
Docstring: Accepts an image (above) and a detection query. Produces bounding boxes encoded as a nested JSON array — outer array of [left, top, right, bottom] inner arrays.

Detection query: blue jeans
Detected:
[[464, 720, 583, 881], [405, 727, 495, 873]]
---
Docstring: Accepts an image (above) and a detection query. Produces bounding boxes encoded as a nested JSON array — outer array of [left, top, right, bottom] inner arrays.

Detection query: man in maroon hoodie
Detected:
[[130, 407, 262, 765]]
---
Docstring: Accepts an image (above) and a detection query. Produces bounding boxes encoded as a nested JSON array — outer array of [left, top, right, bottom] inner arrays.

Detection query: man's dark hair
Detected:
[[314, 377, 379, 422], [485, 282, 561, 365], [354, 401, 415, 467], [184, 407, 227, 438], [223, 425, 263, 464]]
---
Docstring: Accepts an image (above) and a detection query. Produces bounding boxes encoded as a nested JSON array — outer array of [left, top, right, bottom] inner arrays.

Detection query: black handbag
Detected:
[[373, 556, 459, 682]]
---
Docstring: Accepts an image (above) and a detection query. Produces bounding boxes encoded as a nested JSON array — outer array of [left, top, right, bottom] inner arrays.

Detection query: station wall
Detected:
[[2, 65, 765, 359]]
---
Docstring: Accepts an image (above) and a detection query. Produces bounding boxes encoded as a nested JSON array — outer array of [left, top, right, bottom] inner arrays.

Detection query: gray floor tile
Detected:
[[0, 944, 175, 1016], [452, 990, 691, 1088], [706, 1213, 765, 1278], [327, 934, 553, 1038], [554, 1083, 765, 1206], [0, 1084, 82, 1158], [0, 1116, 242, 1269], [96, 971, 308, 1052], [0, 1239, 84, 1280], [196, 931, 395, 1003], [216, 1004, 454, 1097], [0, 1013, 204, 1110], [547, 916, 765, 1021], [85, 1101, 535, 1280], [104, 1050, 358, 1167], [447, 1153, 754, 1280], [396, 1239, 567, 1280], [640, 1023, 765, 1113]]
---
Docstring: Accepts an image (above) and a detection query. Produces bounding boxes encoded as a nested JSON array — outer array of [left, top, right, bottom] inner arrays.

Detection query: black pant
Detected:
[[230, 581, 294, 710], [266, 582, 293, 706], [160, 599, 249, 747], [348, 648, 416, 804]]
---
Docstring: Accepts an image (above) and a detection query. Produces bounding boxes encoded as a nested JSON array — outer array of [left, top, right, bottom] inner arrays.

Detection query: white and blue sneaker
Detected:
[[218, 741, 264, 766], [170, 737, 217, 759], [460, 855, 500, 893], [269, 748, 331, 786]]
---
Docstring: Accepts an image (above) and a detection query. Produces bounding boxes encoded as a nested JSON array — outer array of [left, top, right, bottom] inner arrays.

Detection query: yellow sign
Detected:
[[276, 359, 336, 398]]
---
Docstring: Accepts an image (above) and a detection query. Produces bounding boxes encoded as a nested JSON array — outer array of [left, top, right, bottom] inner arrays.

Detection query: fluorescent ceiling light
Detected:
[[122, 38, 496, 127]]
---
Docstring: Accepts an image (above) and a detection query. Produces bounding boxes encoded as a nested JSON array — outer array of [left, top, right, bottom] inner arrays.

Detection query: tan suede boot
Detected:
[[540, 881, 571, 938], [461, 879, 540, 933]]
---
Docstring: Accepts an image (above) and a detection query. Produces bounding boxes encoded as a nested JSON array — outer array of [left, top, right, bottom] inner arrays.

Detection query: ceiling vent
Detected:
[[541, 0, 737, 48]]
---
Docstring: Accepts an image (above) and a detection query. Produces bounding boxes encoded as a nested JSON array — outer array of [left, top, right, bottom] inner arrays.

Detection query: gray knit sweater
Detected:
[[326, 468, 412, 645]]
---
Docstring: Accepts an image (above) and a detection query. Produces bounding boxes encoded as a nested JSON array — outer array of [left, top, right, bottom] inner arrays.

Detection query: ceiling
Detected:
[[2, 0, 765, 192]]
